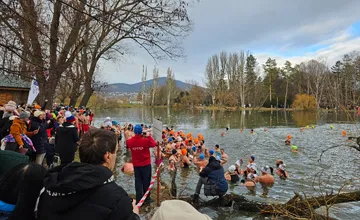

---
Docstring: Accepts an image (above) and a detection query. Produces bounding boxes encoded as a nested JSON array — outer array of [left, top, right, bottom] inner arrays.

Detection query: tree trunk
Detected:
[[167, 90, 171, 107], [80, 87, 94, 107], [152, 89, 155, 106], [212, 94, 216, 106], [284, 79, 288, 109]]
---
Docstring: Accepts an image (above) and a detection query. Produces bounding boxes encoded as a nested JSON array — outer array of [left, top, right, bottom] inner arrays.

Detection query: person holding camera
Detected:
[[126, 125, 157, 204]]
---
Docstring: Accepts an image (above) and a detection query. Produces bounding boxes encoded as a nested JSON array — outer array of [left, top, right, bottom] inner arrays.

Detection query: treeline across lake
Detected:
[[142, 51, 360, 110]]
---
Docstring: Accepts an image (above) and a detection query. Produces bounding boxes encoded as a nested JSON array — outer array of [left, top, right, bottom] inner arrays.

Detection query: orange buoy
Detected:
[[342, 130, 347, 136]]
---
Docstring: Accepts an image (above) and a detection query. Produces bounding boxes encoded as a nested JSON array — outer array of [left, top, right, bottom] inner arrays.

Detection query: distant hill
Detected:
[[105, 77, 195, 93]]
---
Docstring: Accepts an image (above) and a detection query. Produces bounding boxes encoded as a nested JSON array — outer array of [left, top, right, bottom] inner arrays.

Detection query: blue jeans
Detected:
[[134, 164, 152, 203]]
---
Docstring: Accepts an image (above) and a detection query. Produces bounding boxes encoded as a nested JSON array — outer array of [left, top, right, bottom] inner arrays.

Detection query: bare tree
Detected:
[[204, 57, 218, 105], [238, 51, 246, 107], [166, 67, 175, 107], [141, 65, 147, 105], [151, 67, 159, 106]]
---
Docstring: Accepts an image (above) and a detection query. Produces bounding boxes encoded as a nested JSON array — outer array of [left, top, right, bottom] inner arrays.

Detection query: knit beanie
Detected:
[[134, 125, 143, 135], [19, 111, 30, 119], [34, 110, 45, 118], [66, 115, 76, 123]]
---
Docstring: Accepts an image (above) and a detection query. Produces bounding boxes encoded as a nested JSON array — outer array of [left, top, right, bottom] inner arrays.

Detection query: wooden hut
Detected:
[[0, 74, 30, 105]]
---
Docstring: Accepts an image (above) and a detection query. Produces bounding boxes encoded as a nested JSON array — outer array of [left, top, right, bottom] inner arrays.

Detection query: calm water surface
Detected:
[[94, 108, 360, 220]]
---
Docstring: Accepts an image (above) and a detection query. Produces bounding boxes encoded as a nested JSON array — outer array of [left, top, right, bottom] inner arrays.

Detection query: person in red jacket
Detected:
[[126, 124, 157, 204]]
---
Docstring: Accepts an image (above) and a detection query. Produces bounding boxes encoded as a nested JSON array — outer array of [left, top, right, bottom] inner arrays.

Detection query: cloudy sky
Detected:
[[100, 0, 360, 85]]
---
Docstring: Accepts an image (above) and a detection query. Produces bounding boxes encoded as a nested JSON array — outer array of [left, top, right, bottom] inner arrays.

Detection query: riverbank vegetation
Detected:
[[138, 51, 360, 111]]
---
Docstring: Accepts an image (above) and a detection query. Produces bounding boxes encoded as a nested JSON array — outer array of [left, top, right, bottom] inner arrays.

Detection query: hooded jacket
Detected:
[[55, 122, 79, 156], [9, 118, 33, 146], [199, 156, 228, 193], [29, 116, 49, 154], [37, 162, 140, 220]]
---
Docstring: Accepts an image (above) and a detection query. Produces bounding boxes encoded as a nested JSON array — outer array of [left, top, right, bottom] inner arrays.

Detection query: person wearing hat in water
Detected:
[[126, 124, 157, 204], [259, 165, 274, 185], [193, 153, 208, 169], [224, 165, 240, 183], [180, 149, 191, 168], [285, 139, 291, 146], [277, 164, 289, 179], [243, 172, 256, 190]]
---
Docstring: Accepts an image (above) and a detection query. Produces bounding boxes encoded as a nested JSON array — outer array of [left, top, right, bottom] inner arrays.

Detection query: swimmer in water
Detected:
[[242, 171, 256, 190], [193, 153, 208, 169], [291, 145, 298, 152], [277, 164, 289, 179], [240, 128, 244, 133], [250, 129, 254, 134], [220, 149, 228, 165], [235, 159, 244, 175], [259, 166, 274, 185], [221, 127, 229, 136], [121, 159, 134, 175], [225, 165, 240, 183], [215, 144, 221, 157], [181, 149, 191, 168], [168, 149, 180, 171], [285, 139, 291, 146]]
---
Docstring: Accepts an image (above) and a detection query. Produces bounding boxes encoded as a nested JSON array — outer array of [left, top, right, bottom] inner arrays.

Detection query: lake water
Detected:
[[94, 108, 360, 220]]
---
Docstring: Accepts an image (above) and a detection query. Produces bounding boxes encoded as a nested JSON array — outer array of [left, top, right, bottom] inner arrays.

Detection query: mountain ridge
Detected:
[[105, 77, 194, 93]]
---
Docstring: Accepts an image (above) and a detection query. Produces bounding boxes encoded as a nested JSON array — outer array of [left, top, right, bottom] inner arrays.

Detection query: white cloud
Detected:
[[98, 0, 360, 84]]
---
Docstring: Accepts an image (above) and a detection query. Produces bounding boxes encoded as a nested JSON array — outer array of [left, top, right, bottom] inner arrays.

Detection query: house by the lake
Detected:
[[0, 74, 30, 105]]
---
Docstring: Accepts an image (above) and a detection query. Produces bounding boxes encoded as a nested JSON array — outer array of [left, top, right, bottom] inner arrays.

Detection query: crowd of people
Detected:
[[0, 99, 291, 220]]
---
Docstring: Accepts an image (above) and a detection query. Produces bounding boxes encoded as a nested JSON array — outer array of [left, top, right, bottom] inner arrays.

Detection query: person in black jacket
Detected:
[[29, 110, 49, 165], [37, 128, 140, 220], [55, 113, 79, 165], [192, 155, 228, 201]]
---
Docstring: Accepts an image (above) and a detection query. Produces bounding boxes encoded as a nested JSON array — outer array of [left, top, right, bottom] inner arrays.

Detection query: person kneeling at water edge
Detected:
[[37, 129, 140, 220], [192, 154, 228, 201]]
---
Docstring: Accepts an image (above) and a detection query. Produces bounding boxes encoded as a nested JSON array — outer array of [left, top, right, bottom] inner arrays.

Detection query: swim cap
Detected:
[[247, 163, 257, 171], [261, 166, 270, 174], [279, 164, 286, 171], [228, 165, 236, 173], [104, 121, 112, 127], [192, 146, 196, 151], [134, 124, 143, 135], [172, 149, 177, 155], [181, 149, 187, 156], [112, 121, 118, 126], [247, 173, 255, 180], [291, 145, 298, 150], [209, 150, 214, 155], [235, 160, 241, 166], [199, 154, 205, 160], [250, 155, 255, 161], [168, 137, 174, 142]]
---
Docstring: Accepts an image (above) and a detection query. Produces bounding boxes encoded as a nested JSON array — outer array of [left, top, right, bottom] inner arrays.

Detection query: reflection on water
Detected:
[[94, 108, 360, 129], [94, 108, 360, 220]]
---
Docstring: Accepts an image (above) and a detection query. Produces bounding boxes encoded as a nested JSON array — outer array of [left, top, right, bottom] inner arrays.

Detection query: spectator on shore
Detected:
[[37, 129, 140, 220], [55, 111, 79, 165], [126, 125, 157, 204], [29, 110, 49, 165], [0, 163, 46, 220]]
